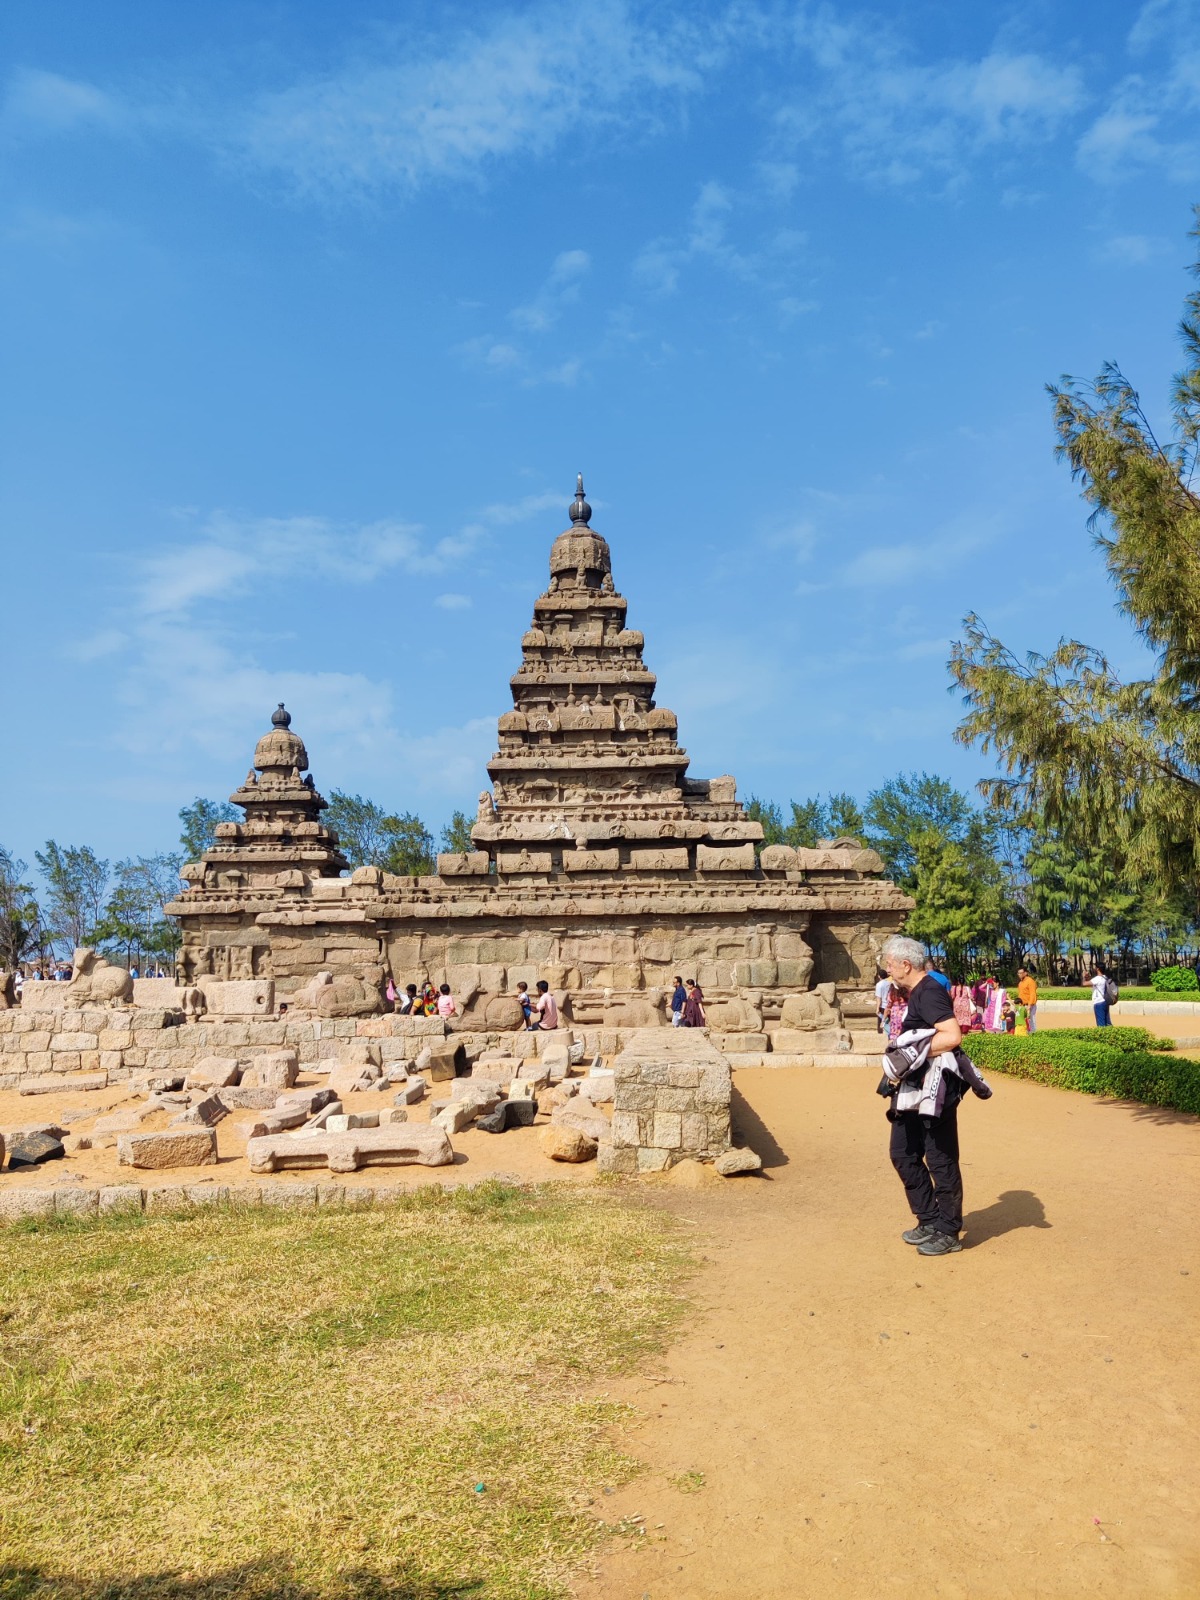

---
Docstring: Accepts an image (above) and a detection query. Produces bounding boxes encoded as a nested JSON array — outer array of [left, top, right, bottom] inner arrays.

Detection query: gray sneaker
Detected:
[[902, 1223, 937, 1245], [917, 1231, 964, 1256]]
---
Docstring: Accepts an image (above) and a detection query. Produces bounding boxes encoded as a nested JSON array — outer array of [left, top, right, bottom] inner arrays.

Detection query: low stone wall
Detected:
[[0, 1174, 530, 1225], [0, 1007, 453, 1090], [600, 1029, 731, 1174]]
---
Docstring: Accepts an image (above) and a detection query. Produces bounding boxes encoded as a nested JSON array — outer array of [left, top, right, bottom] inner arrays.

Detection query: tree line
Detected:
[[0, 793, 475, 971]]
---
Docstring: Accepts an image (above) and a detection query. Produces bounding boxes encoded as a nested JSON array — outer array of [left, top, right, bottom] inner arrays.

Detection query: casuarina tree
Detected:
[[951, 208, 1200, 899]]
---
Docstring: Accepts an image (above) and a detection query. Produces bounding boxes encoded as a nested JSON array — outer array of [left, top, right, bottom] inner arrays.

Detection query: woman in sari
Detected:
[[681, 980, 707, 1028], [981, 980, 1008, 1034], [884, 982, 908, 1042], [950, 980, 977, 1032]]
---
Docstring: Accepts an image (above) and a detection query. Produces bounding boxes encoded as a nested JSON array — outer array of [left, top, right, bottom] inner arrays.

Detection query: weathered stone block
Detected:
[[597, 1141, 637, 1175], [436, 851, 490, 876], [239, 1050, 299, 1090], [715, 1146, 763, 1175], [201, 980, 275, 1017], [540, 1126, 597, 1162], [185, 1054, 241, 1089], [99, 1184, 144, 1215], [55, 1186, 99, 1218], [117, 1129, 218, 1169], [696, 843, 756, 872], [246, 1125, 454, 1173], [650, 1112, 683, 1149], [637, 1147, 671, 1172], [19, 1071, 107, 1096], [629, 848, 688, 871]]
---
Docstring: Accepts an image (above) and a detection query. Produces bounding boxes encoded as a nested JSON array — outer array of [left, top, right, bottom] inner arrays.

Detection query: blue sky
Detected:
[[2, 0, 1199, 868]]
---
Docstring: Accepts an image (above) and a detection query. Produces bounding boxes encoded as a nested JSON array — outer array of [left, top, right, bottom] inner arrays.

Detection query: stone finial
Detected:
[[272, 703, 291, 729], [569, 474, 592, 525]]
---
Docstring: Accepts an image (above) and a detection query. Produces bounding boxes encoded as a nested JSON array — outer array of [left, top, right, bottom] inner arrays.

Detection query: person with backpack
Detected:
[[1090, 962, 1118, 1026]]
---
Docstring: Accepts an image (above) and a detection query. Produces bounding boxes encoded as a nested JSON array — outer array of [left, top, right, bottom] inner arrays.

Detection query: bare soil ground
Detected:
[[0, 1073, 601, 1193], [582, 1067, 1200, 1600]]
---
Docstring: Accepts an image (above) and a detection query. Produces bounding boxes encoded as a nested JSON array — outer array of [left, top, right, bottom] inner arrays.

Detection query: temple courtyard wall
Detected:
[[0, 996, 881, 1092]]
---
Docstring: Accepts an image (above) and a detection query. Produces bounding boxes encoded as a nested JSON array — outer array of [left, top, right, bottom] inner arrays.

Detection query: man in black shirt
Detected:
[[880, 934, 965, 1256]]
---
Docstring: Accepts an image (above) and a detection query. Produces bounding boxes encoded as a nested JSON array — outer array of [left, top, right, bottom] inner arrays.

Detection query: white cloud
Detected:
[[1096, 232, 1163, 265], [232, 4, 717, 200], [135, 511, 458, 615], [634, 180, 808, 304], [770, 15, 1087, 189], [435, 593, 472, 610], [3, 69, 121, 133], [510, 249, 590, 332]]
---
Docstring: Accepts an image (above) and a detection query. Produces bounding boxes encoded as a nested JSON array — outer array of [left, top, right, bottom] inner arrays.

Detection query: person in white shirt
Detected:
[[1089, 964, 1113, 1028]]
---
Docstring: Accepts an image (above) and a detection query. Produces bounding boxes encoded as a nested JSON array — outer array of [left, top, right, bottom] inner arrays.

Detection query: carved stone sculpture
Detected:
[[63, 947, 134, 1009], [291, 965, 385, 1018]]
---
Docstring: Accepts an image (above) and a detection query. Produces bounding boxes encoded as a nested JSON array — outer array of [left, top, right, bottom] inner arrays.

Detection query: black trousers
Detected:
[[889, 1105, 963, 1236]]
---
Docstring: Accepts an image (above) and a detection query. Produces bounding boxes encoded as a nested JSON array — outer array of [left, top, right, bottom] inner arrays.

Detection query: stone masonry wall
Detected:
[[599, 1029, 732, 1174]]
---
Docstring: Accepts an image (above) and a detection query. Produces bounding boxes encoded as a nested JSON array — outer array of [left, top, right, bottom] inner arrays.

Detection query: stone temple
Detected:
[[167, 478, 910, 1055]]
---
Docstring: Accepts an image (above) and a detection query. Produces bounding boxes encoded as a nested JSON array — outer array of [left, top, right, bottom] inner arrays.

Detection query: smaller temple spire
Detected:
[[569, 474, 592, 525]]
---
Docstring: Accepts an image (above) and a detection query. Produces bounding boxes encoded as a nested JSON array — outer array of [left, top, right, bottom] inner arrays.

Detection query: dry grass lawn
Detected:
[[0, 1183, 692, 1600]]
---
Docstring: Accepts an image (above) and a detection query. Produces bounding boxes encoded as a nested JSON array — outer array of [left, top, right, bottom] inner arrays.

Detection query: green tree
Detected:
[[381, 813, 435, 877], [179, 798, 240, 860], [825, 792, 866, 839], [745, 798, 787, 846], [440, 810, 474, 854], [325, 792, 435, 874], [951, 208, 1200, 898], [747, 794, 866, 849], [0, 849, 44, 970], [863, 773, 987, 890], [34, 842, 109, 952], [95, 855, 183, 971], [905, 832, 1003, 973]]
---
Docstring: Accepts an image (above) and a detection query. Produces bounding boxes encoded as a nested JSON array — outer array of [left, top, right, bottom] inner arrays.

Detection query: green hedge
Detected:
[[965, 1032, 1200, 1116], [1151, 965, 1199, 992], [1021, 1025, 1175, 1052], [1042, 987, 1200, 1002]]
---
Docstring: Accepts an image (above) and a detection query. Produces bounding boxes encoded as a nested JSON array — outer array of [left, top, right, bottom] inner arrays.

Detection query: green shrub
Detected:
[[964, 1033, 1200, 1116], [1151, 965, 1199, 992], [1030, 1025, 1175, 1052], [1042, 986, 1200, 1002]]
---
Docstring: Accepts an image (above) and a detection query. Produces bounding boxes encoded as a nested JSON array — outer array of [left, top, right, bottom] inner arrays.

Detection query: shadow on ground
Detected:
[[1091, 1097, 1200, 1128], [964, 1189, 1050, 1246], [730, 1083, 789, 1169], [0, 1563, 482, 1600]]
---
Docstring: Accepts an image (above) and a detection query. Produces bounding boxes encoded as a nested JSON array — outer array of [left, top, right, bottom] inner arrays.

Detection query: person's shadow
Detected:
[[964, 1189, 1050, 1245]]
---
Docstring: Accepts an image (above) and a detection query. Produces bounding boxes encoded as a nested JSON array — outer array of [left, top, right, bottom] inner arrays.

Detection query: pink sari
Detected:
[[982, 986, 1008, 1033]]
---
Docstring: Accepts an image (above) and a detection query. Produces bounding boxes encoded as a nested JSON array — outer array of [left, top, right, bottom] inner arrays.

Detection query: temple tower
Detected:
[[473, 476, 761, 873]]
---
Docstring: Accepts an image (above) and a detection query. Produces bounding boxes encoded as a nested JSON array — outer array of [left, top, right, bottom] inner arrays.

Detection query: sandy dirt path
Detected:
[[582, 1067, 1200, 1600]]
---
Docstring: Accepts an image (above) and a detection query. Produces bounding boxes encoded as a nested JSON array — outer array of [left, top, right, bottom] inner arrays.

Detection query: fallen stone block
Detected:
[[507, 1078, 536, 1100], [140, 1073, 187, 1093], [238, 1050, 299, 1091], [414, 1039, 462, 1082], [551, 1104, 610, 1142], [184, 1055, 241, 1089], [577, 1072, 616, 1104], [324, 1111, 379, 1133], [503, 1096, 538, 1129], [276, 1087, 339, 1116], [378, 1106, 408, 1125], [117, 1128, 218, 1170], [247, 1105, 312, 1137], [515, 1061, 551, 1090], [217, 1085, 280, 1111], [433, 1101, 480, 1135], [540, 1126, 597, 1163], [19, 1071, 107, 1096], [294, 1099, 344, 1134], [714, 1147, 763, 1176], [246, 1125, 454, 1174], [7, 1130, 65, 1168], [327, 1064, 375, 1099], [337, 1039, 383, 1069], [169, 1094, 229, 1128], [394, 1077, 427, 1106], [476, 1107, 507, 1133], [450, 1079, 501, 1111]]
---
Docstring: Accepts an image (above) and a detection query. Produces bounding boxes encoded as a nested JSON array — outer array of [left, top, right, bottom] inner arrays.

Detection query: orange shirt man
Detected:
[[1016, 968, 1038, 1033]]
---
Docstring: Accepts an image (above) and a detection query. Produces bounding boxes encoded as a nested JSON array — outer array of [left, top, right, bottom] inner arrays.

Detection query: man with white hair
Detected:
[[880, 933, 966, 1256]]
